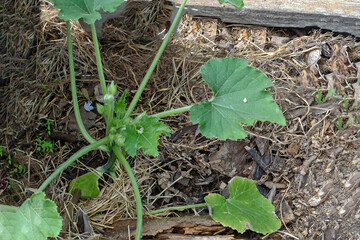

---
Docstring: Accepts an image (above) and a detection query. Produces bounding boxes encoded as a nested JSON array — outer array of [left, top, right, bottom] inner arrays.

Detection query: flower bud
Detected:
[[107, 81, 117, 96], [104, 94, 114, 103], [109, 127, 117, 135], [114, 135, 125, 146], [96, 103, 105, 115]]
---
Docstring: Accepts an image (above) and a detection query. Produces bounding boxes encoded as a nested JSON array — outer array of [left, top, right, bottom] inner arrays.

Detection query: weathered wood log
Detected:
[[171, 0, 360, 38]]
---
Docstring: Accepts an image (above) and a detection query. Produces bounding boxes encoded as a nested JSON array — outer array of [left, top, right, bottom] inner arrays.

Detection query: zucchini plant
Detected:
[[0, 0, 286, 239]]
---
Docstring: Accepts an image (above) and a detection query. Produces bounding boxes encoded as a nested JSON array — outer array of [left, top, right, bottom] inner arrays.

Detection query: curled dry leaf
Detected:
[[339, 188, 360, 217], [344, 171, 360, 189], [308, 180, 334, 207]]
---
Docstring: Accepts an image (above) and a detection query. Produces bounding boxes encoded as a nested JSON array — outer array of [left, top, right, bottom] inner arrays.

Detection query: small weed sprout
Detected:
[[79, 91, 88, 98], [46, 119, 51, 135], [35, 136, 53, 153], [314, 88, 333, 104]]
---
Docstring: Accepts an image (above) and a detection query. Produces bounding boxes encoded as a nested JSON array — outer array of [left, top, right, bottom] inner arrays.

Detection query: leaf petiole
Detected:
[[124, 0, 188, 119], [149, 203, 207, 215], [90, 23, 107, 96], [151, 105, 193, 119], [66, 21, 109, 152]]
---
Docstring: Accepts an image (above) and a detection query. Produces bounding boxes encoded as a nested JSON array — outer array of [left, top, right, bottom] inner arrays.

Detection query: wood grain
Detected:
[[170, 0, 360, 37]]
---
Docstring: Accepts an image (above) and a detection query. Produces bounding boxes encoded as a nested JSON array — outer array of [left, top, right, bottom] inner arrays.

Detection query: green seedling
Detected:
[[46, 119, 51, 135], [35, 136, 53, 153], [0, 146, 3, 157], [7, 154, 11, 165], [79, 91, 88, 98], [350, 99, 358, 111], [334, 116, 352, 130], [341, 97, 358, 112], [42, 86, 51, 91], [0, 0, 284, 239], [343, 97, 349, 109], [15, 69, 24, 74], [13, 164, 26, 175], [5, 151, 27, 176], [314, 88, 333, 104]]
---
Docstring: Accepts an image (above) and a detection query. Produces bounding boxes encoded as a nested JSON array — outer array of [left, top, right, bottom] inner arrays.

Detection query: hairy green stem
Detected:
[[104, 100, 114, 140], [113, 147, 143, 240], [102, 150, 117, 173], [149, 203, 208, 215], [38, 137, 110, 192], [152, 105, 193, 119], [66, 21, 109, 152], [90, 23, 107, 96], [124, 0, 188, 119]]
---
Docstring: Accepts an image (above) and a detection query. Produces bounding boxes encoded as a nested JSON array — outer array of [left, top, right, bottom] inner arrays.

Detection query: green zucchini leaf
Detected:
[[69, 170, 103, 198], [217, 0, 244, 9], [51, 0, 125, 24], [190, 57, 285, 140], [0, 192, 62, 240], [205, 177, 281, 234], [121, 115, 170, 157]]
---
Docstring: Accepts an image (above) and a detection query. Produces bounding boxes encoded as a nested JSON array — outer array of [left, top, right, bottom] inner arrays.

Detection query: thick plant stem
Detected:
[[102, 150, 117, 173], [113, 147, 143, 240], [66, 21, 109, 152], [38, 137, 110, 192], [104, 100, 114, 139], [124, 0, 188, 119], [90, 23, 107, 96], [152, 105, 193, 119], [149, 203, 208, 215]]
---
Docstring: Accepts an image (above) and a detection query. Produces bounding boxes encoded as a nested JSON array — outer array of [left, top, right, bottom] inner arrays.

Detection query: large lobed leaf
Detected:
[[121, 115, 170, 157], [0, 192, 62, 240], [205, 177, 281, 234], [218, 0, 244, 9], [190, 57, 286, 140], [51, 0, 125, 24]]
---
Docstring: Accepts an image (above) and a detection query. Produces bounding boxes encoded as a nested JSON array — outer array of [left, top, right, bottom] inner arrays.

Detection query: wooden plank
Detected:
[[170, 0, 360, 38]]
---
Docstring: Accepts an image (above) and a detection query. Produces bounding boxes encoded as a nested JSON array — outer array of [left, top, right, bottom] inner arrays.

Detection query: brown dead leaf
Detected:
[[157, 234, 235, 239], [80, 87, 90, 100], [209, 140, 247, 177], [104, 216, 224, 240], [352, 82, 360, 100], [269, 36, 290, 45], [300, 68, 320, 87], [253, 27, 267, 48], [241, 29, 248, 41], [203, 19, 217, 41], [355, 62, 360, 77], [255, 137, 269, 156], [192, 21, 198, 33], [287, 142, 301, 157], [305, 49, 321, 72], [264, 181, 287, 189], [325, 73, 335, 89], [64, 108, 97, 131], [279, 200, 295, 224]]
